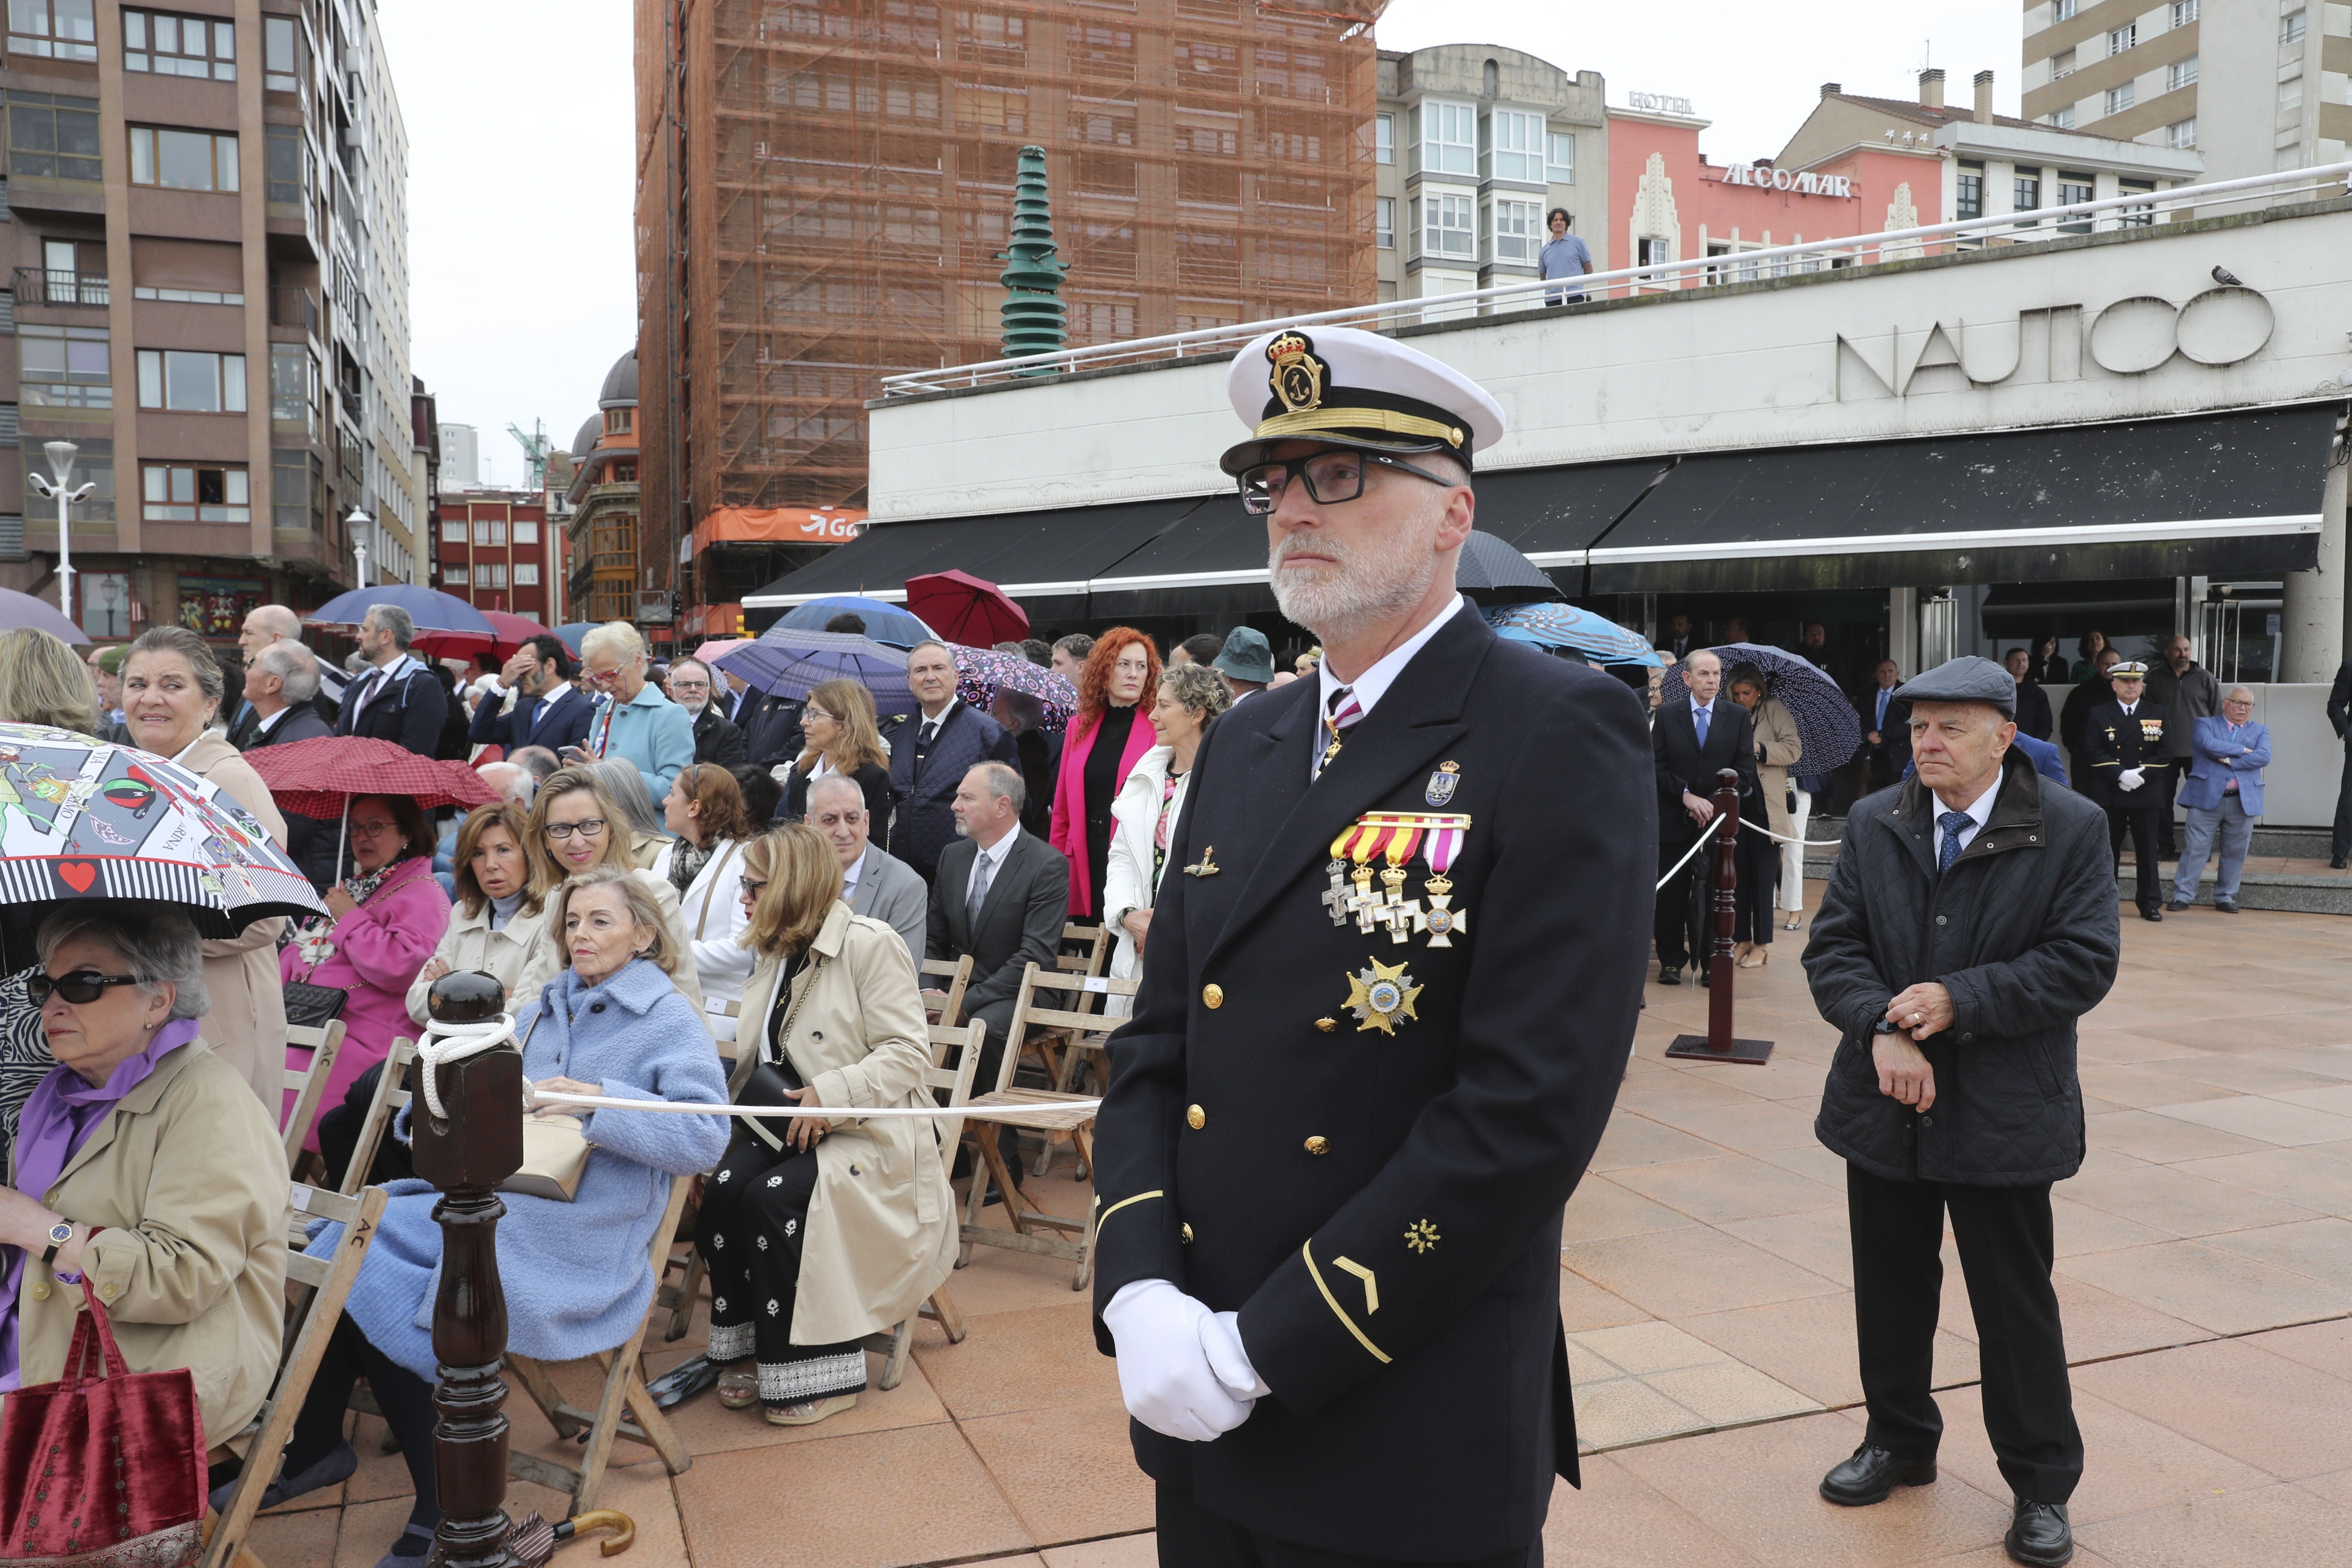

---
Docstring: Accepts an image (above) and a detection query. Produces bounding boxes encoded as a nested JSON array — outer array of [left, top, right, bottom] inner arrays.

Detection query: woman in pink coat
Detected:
[[279, 793, 450, 1151], [1048, 628, 1161, 917]]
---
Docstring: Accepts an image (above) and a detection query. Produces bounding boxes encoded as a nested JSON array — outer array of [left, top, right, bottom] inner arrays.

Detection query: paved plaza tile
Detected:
[[269, 900, 2352, 1567]]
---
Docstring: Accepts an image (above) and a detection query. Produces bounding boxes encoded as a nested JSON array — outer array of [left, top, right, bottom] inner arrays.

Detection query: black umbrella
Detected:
[[1660, 643, 1863, 771], [1456, 532, 1560, 606]]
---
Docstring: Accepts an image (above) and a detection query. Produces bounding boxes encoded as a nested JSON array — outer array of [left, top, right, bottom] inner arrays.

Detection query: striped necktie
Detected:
[[1314, 686, 1363, 780]]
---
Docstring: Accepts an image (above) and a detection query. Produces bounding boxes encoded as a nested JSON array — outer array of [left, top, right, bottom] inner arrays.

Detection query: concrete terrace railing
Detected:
[[877, 162, 2352, 398]]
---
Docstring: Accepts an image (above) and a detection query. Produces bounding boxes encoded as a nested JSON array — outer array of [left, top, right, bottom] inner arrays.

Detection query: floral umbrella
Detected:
[[951, 644, 1078, 732], [1659, 642, 1862, 771]]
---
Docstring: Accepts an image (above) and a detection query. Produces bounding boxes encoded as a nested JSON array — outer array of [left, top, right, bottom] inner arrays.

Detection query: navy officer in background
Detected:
[[1090, 324, 1656, 1566], [2081, 659, 2171, 922]]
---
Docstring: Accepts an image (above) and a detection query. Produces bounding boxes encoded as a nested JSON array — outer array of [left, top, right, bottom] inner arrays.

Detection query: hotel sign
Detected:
[[1714, 165, 1858, 198], [1627, 91, 1695, 115]]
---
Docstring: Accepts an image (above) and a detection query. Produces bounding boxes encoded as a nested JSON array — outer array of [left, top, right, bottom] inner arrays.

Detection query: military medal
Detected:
[[1415, 822, 1468, 947], [1425, 760, 1461, 807], [1321, 860, 1354, 926], [1344, 956, 1423, 1035]]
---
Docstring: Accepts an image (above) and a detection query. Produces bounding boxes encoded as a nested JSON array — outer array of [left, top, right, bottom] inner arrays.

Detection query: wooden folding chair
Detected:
[[201, 1181, 389, 1568], [338, 1038, 417, 1197], [855, 1017, 986, 1390], [1020, 922, 1112, 1099], [959, 963, 1131, 1289], [279, 1021, 345, 1171], [920, 953, 973, 1027], [505, 1173, 695, 1515]]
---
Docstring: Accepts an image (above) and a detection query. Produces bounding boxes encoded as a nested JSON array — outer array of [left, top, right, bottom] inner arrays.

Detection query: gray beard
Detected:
[[1270, 531, 1440, 646]]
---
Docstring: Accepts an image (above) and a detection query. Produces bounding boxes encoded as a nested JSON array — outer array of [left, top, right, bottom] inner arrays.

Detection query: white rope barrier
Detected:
[[525, 1087, 1102, 1121], [1738, 818, 1816, 847], [1655, 827, 1715, 891]]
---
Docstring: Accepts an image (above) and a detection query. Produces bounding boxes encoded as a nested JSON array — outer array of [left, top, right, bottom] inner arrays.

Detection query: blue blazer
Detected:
[[469, 681, 595, 756], [2179, 716, 2269, 813]]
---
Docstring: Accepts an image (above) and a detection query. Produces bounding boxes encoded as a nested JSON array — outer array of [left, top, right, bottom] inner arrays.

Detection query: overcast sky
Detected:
[[382, 2, 2020, 483]]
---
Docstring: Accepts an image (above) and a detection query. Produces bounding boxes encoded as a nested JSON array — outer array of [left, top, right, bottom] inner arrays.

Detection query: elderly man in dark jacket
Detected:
[[1803, 655, 2119, 1568]]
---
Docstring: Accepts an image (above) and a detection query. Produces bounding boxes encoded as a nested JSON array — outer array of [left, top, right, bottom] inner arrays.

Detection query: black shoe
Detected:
[[1658, 965, 1681, 986], [1819, 1442, 1936, 1506], [2165, 899, 2191, 913], [2333, 856, 2348, 870], [2215, 899, 2241, 913], [2141, 906, 2164, 922], [2005, 1499, 2073, 1566], [1697, 966, 1712, 988]]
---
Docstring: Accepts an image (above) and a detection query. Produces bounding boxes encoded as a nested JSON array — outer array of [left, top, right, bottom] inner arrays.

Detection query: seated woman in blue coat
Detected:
[[238, 865, 730, 1568]]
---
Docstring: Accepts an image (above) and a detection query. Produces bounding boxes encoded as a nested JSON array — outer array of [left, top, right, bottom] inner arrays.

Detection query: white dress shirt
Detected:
[[964, 823, 1022, 914], [842, 845, 869, 899], [254, 705, 295, 741], [1310, 594, 1464, 780], [1931, 773, 2004, 865]]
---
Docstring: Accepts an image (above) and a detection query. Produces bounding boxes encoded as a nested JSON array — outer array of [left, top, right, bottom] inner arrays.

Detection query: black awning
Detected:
[[1585, 402, 2342, 593], [1468, 457, 1674, 566]]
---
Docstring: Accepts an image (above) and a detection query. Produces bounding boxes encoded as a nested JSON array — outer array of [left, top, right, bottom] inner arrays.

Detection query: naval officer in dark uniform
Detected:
[[2080, 659, 2171, 922], [1090, 325, 1657, 1566]]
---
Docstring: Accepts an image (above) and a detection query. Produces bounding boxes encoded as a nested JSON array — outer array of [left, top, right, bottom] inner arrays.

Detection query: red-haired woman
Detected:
[[1048, 628, 1161, 917]]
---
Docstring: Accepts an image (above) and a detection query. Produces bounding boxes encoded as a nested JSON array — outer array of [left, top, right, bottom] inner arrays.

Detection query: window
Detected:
[[604, 407, 632, 435], [2171, 0, 2197, 22], [141, 462, 248, 523], [130, 127, 237, 192], [484, 562, 508, 590], [1375, 195, 1394, 249], [2014, 172, 2042, 227], [20, 325, 107, 406], [1956, 161, 1984, 220], [2109, 23, 2137, 54], [124, 11, 234, 80], [8, 95, 101, 181], [1482, 109, 1543, 183], [514, 563, 540, 587], [2167, 116, 2198, 147], [264, 122, 307, 206], [1420, 191, 1472, 256], [1546, 130, 1575, 183], [7, 0, 94, 60], [490, 519, 508, 545], [2170, 55, 2199, 89], [1375, 111, 1392, 165], [2052, 0, 2076, 18], [441, 519, 465, 543], [2281, 76, 2304, 110], [2105, 83, 2135, 115], [2056, 170, 2095, 232], [2283, 9, 2306, 42], [514, 520, 539, 544], [2051, 48, 2075, 78], [2051, 105, 2076, 128], [1415, 100, 1475, 177], [472, 519, 492, 545], [2119, 178, 2156, 227], [1636, 237, 1672, 267], [263, 14, 298, 92], [444, 564, 469, 587], [1485, 197, 1539, 263], [135, 349, 245, 412]]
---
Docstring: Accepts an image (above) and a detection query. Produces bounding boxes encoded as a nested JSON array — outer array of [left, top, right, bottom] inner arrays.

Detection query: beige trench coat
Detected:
[[180, 733, 289, 1115], [404, 897, 557, 1027], [726, 901, 956, 1345], [6, 1039, 288, 1443], [1751, 697, 1804, 839]]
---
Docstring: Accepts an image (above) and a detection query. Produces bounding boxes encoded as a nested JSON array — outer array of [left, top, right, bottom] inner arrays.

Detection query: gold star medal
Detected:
[[1345, 956, 1423, 1035]]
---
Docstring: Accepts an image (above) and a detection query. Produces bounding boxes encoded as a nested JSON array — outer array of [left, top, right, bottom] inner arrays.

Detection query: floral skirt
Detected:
[[693, 1134, 866, 1405]]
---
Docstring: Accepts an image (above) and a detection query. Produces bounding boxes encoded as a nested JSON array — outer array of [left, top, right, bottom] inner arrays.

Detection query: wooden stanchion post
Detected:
[[1667, 768, 1776, 1066], [410, 972, 526, 1568]]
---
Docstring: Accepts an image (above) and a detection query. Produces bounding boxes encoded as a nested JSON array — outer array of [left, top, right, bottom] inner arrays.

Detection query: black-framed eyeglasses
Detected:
[[1238, 449, 1457, 515], [545, 818, 609, 839], [30, 971, 142, 1006]]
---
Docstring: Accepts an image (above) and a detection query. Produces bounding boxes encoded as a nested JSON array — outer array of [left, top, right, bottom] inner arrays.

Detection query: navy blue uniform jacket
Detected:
[[1090, 603, 1655, 1558]]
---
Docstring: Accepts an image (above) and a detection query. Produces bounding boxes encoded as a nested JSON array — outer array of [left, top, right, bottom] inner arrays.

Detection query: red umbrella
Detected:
[[905, 570, 1028, 646], [411, 609, 553, 662], [244, 736, 496, 819]]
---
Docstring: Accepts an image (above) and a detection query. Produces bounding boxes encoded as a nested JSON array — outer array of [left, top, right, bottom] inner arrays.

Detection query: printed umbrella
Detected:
[[0, 587, 92, 647], [777, 595, 936, 650], [244, 735, 497, 874], [905, 570, 1028, 646], [0, 721, 326, 938], [553, 623, 599, 656], [411, 609, 552, 662], [1484, 603, 1662, 667], [303, 583, 495, 637], [1456, 533, 1562, 606], [1659, 642, 1862, 772], [950, 643, 1078, 733], [707, 628, 916, 713]]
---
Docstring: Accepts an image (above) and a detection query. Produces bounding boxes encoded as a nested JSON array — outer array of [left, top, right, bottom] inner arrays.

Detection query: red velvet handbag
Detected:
[[0, 1281, 208, 1567]]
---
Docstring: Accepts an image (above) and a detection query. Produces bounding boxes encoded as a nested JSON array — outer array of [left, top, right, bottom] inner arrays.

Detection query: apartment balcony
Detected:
[[13, 268, 108, 308], [268, 285, 319, 340]]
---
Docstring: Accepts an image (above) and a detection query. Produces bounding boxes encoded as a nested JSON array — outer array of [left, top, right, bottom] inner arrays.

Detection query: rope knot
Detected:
[[413, 1013, 518, 1121]]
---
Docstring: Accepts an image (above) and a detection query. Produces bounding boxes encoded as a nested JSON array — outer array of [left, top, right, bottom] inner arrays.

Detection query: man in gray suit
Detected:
[[809, 773, 926, 964], [927, 760, 1070, 1092]]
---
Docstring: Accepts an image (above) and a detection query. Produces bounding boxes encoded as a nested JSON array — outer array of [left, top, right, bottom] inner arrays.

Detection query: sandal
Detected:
[[717, 1369, 760, 1410], [1782, 912, 1804, 930], [764, 1393, 858, 1427]]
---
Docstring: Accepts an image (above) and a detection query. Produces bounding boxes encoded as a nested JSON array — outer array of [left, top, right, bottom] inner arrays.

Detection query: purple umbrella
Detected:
[[708, 627, 916, 711], [303, 583, 495, 636], [951, 644, 1078, 733], [1660, 642, 1861, 772], [0, 587, 91, 647]]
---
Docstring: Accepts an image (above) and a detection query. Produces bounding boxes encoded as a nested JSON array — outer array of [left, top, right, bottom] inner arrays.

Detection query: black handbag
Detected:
[[282, 980, 349, 1029], [737, 953, 823, 1154]]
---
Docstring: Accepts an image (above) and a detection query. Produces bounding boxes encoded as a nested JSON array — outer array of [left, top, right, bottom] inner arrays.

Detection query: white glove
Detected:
[[1103, 1280, 1256, 1441], [1201, 1309, 1271, 1400], [2117, 767, 2145, 792]]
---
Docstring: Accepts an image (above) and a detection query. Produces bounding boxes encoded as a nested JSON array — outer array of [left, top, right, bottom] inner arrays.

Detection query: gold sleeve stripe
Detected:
[[1252, 407, 1465, 447], [1302, 1240, 1391, 1364], [1093, 1190, 1164, 1240]]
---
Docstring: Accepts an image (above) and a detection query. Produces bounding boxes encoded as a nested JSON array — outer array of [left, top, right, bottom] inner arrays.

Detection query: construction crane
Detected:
[[507, 419, 552, 492]]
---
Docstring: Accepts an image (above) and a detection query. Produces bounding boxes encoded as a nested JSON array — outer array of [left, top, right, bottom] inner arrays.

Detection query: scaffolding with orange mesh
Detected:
[[636, 0, 1383, 632]]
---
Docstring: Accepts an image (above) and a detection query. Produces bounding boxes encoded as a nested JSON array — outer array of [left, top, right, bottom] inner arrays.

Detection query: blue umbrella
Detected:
[[778, 594, 935, 650], [708, 628, 916, 712], [1483, 603, 1662, 667], [553, 622, 598, 655], [303, 584, 493, 636], [1660, 642, 1861, 771]]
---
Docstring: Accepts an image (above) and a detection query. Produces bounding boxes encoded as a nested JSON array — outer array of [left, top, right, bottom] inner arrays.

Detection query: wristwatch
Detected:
[[38, 1220, 73, 1266]]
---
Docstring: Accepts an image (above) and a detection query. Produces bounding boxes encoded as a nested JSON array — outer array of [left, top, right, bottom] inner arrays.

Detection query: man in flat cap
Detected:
[[2082, 659, 2172, 922], [1803, 655, 2119, 1568], [1090, 324, 1654, 1565]]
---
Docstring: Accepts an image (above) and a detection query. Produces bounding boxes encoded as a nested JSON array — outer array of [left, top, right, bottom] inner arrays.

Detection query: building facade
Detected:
[[1372, 45, 1607, 309], [431, 489, 553, 621], [2021, 0, 2346, 182], [563, 347, 638, 631], [0, 0, 417, 646], [635, 0, 1382, 637]]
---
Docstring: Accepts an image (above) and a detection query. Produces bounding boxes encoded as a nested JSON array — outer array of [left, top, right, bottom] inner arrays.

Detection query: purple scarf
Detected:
[[0, 1017, 201, 1390]]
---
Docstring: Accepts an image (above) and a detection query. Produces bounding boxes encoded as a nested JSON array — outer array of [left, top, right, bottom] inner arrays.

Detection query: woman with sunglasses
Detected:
[[0, 907, 287, 1458], [277, 793, 450, 1160], [519, 766, 707, 1012], [777, 677, 893, 834]]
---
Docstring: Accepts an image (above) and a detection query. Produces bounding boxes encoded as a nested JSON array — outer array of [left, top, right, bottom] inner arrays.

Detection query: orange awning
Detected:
[[691, 506, 867, 555]]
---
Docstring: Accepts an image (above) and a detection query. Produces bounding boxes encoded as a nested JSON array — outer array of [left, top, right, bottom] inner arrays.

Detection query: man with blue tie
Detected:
[[1653, 648, 1758, 985], [466, 633, 594, 757], [1857, 658, 1911, 793], [2169, 686, 2269, 913]]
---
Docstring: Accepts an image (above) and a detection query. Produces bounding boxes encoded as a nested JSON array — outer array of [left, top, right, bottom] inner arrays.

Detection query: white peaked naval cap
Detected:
[[1219, 324, 1507, 475]]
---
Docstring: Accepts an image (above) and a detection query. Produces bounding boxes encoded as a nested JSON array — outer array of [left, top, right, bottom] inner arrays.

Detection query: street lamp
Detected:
[[26, 440, 95, 625], [347, 507, 374, 588]]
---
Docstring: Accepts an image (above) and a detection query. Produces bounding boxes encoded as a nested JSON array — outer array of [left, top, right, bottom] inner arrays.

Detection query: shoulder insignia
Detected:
[[1404, 1219, 1440, 1253]]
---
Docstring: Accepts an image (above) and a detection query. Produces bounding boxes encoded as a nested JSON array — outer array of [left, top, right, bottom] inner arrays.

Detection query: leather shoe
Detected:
[[2334, 856, 2349, 870], [2140, 907, 2164, 922], [1657, 965, 1681, 986], [2165, 899, 2191, 913], [2005, 1499, 2072, 1566], [2215, 899, 2241, 913], [1818, 1442, 1936, 1506]]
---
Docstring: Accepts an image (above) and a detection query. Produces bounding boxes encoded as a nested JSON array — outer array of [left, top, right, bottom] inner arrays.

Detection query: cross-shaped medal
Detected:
[[1321, 861, 1354, 926], [1378, 897, 1423, 945], [1349, 869, 1383, 933]]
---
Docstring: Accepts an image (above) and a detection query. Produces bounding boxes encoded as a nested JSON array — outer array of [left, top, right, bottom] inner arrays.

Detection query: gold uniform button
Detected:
[[1186, 1104, 1207, 1130], [1202, 983, 1224, 1009], [1304, 1136, 1329, 1155], [1181, 1223, 1195, 1243], [1314, 1017, 1337, 1033]]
